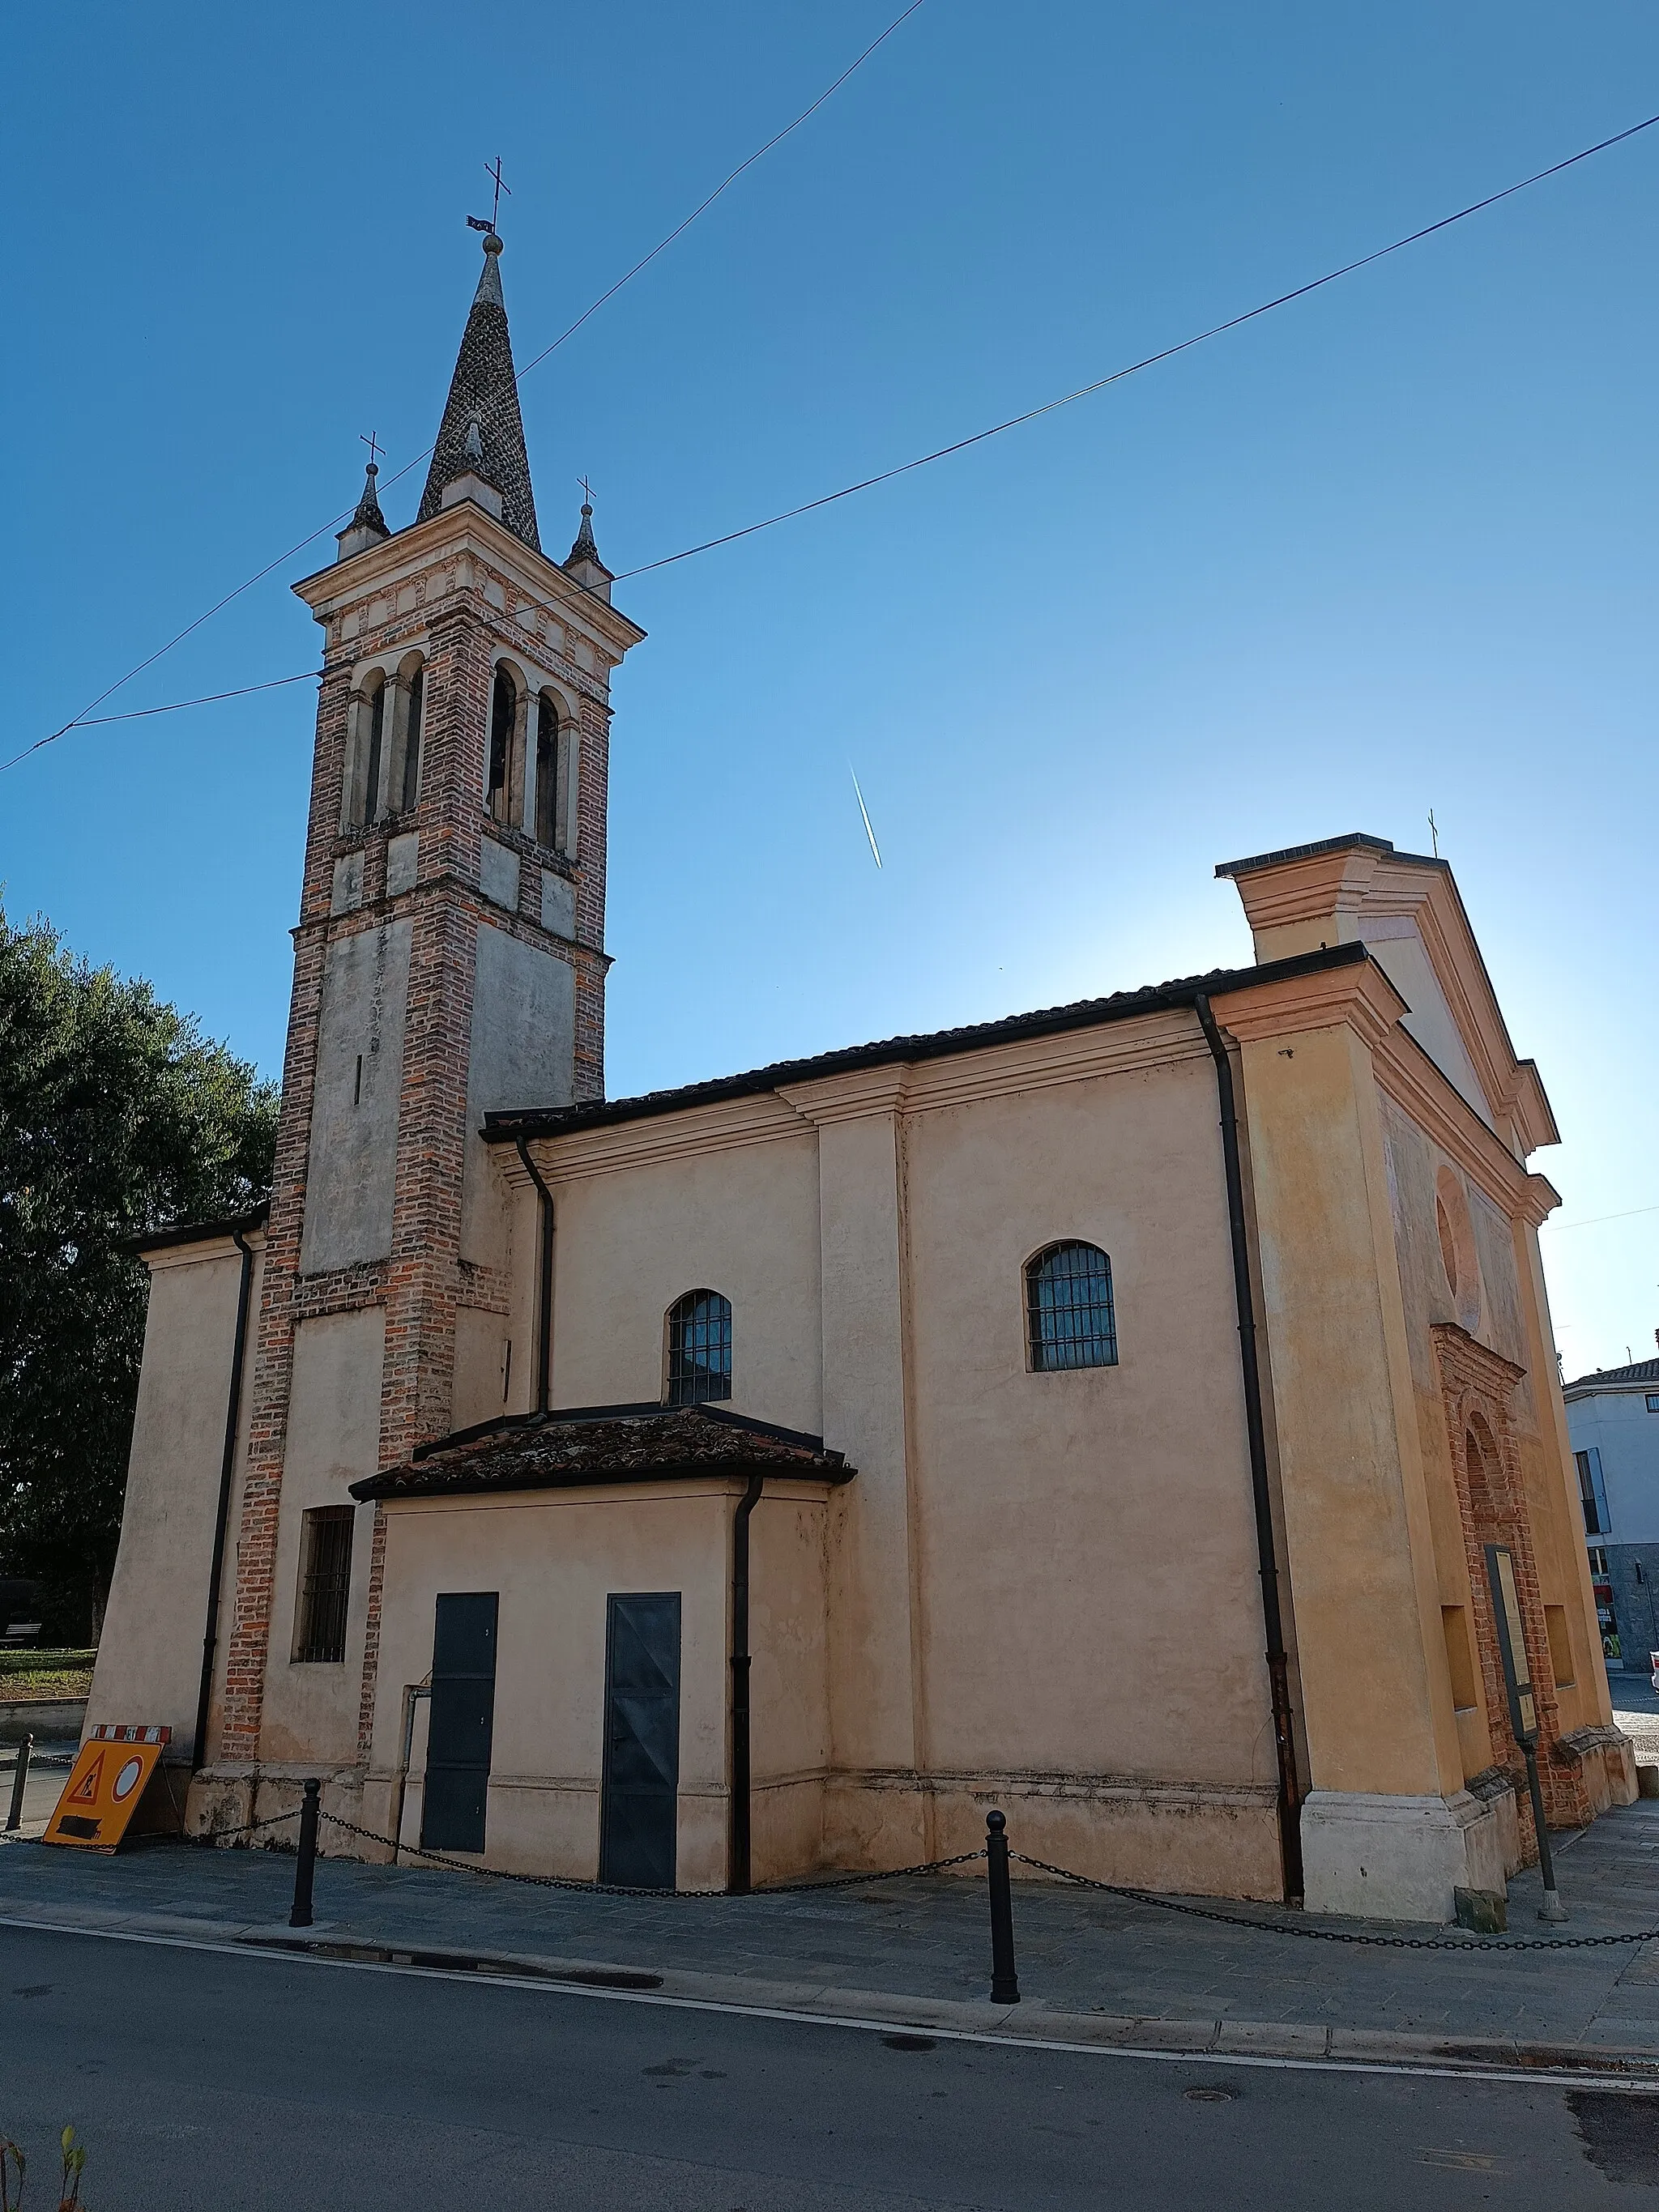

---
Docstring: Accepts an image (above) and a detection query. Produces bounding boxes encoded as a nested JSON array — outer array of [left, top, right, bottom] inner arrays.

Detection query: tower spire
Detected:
[[417, 230, 540, 551]]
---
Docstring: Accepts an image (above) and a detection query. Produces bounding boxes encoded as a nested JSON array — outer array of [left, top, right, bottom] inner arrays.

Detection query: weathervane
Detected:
[[466, 157, 511, 239]]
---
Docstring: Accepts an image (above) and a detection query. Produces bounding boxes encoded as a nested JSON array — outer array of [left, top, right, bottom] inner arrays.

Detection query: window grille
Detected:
[[667, 1290, 732, 1406], [1026, 1242, 1117, 1371], [294, 1507, 354, 1663]]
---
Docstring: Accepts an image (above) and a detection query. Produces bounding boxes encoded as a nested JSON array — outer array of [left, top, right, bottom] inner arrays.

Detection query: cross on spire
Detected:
[[487, 156, 510, 233], [360, 430, 382, 470], [578, 474, 595, 509], [467, 157, 512, 241]]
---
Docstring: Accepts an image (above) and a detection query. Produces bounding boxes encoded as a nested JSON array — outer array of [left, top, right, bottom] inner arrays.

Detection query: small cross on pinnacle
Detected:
[[360, 430, 382, 470], [578, 475, 595, 510], [1427, 807, 1439, 858]]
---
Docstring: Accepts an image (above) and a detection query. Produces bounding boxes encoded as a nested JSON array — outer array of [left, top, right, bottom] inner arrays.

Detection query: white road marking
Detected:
[[1, 1909, 1656, 2094]]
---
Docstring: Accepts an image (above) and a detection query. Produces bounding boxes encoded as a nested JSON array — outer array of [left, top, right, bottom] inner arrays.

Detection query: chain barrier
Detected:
[[318, 1809, 983, 1898], [1009, 1849, 1659, 1953]]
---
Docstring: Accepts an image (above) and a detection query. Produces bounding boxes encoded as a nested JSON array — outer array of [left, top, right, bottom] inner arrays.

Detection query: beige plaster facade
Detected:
[[92, 829, 1631, 1920]]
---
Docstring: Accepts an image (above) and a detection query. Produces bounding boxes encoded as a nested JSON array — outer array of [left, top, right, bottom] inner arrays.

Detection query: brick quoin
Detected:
[[214, 477, 643, 1781]]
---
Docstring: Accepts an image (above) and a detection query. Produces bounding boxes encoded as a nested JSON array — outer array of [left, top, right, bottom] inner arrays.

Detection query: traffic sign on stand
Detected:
[[43, 1725, 172, 1853]]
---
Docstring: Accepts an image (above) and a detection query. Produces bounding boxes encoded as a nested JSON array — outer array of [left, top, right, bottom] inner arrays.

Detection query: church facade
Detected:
[[89, 233, 1633, 1920]]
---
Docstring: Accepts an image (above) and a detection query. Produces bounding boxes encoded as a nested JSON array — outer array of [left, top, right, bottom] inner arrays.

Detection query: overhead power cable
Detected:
[[8, 97, 1657, 773], [8, 2, 927, 776], [610, 104, 1659, 579]]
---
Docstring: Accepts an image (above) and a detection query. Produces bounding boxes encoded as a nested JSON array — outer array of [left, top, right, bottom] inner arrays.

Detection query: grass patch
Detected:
[[0, 1649, 96, 1699]]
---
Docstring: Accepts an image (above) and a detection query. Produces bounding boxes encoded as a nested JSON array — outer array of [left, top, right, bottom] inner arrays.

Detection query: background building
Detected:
[[1566, 1349, 1659, 1669]]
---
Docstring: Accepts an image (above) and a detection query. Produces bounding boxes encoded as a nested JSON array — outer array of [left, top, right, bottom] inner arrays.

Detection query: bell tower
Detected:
[[213, 230, 644, 1776]]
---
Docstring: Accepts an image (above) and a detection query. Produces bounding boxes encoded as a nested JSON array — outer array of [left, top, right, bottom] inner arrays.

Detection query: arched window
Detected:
[[343, 673, 386, 830], [399, 663, 424, 812], [535, 691, 561, 849], [363, 676, 386, 825], [666, 1289, 732, 1406], [487, 665, 518, 824], [1026, 1242, 1116, 1371]]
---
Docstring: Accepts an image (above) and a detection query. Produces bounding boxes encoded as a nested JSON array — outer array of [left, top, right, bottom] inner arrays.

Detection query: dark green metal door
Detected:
[[598, 1592, 681, 1890], [421, 1591, 497, 1853]]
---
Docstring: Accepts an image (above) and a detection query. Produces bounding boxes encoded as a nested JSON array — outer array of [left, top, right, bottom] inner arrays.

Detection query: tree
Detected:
[[0, 907, 278, 1638]]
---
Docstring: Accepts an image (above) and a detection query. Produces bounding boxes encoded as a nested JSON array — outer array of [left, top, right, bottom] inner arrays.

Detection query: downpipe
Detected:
[[194, 1225, 257, 1773], [1194, 993, 1305, 1903], [514, 1137, 555, 1417], [728, 1473, 766, 1894]]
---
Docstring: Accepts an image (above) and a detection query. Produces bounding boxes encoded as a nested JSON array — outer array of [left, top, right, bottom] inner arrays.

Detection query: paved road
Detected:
[[1, 1924, 1656, 2207]]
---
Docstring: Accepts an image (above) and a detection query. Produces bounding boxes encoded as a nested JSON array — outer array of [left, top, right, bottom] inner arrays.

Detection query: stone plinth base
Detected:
[[1299, 1787, 1518, 1923]]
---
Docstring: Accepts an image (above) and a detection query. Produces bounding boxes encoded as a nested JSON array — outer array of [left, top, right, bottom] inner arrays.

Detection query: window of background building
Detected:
[[1576, 1447, 1610, 1536], [1026, 1242, 1118, 1371], [293, 1507, 354, 1664], [666, 1290, 732, 1407]]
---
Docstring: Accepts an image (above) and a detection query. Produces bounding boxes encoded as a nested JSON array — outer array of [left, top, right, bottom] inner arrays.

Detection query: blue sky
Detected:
[[5, 2, 1656, 1375]]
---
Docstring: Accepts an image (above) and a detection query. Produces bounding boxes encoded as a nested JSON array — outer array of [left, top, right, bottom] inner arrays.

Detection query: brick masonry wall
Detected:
[[217, 531, 636, 1774]]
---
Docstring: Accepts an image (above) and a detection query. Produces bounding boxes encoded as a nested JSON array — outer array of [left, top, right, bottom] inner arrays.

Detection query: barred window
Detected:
[[293, 1506, 354, 1664], [1026, 1242, 1117, 1371], [666, 1290, 732, 1407]]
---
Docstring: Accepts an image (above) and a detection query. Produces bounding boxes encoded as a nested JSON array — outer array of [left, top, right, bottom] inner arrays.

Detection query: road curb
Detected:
[[5, 1895, 1659, 2079]]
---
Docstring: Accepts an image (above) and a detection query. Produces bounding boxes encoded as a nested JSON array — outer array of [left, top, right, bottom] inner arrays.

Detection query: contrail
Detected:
[[850, 767, 883, 868]]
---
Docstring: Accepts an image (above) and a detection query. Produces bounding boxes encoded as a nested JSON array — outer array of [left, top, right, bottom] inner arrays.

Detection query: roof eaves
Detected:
[[484, 941, 1369, 1144], [129, 1200, 270, 1255]]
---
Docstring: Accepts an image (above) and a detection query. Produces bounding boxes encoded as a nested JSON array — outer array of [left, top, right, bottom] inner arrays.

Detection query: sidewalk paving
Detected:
[[6, 1765, 1659, 2075]]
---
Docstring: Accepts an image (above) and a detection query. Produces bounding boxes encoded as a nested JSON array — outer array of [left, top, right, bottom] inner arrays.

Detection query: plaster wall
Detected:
[[899, 1056, 1269, 1796], [1358, 919, 1495, 1132], [300, 921, 412, 1274], [1381, 1096, 1614, 1756], [1234, 1024, 1452, 1803], [540, 1133, 823, 1430], [460, 921, 576, 1266], [365, 1482, 831, 1886], [87, 1240, 263, 1754], [257, 1306, 384, 1764]]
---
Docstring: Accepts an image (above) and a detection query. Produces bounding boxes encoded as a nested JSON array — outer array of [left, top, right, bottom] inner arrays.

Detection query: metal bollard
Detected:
[[5, 1735, 32, 1832], [290, 1778, 321, 1929], [985, 1809, 1021, 2005]]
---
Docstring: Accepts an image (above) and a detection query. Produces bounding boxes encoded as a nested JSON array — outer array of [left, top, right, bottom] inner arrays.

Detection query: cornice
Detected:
[[778, 1063, 914, 1124], [1431, 1319, 1528, 1393], [143, 1228, 266, 1274], [1371, 1019, 1555, 1225], [294, 504, 646, 655], [510, 1092, 814, 1183], [1209, 956, 1410, 1050]]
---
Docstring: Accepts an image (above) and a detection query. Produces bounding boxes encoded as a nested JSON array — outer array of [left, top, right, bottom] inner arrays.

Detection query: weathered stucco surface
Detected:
[[87, 1238, 262, 1754], [300, 921, 412, 1274], [256, 1306, 384, 1765]]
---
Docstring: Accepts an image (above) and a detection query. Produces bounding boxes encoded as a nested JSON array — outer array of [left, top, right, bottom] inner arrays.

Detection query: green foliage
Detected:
[[0, 906, 277, 1626]]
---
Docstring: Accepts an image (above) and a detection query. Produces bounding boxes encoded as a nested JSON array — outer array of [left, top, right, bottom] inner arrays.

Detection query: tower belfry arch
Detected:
[[211, 231, 645, 1781]]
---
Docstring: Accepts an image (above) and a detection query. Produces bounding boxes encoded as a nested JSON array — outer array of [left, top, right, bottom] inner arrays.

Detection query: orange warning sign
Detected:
[[44, 1724, 171, 1853]]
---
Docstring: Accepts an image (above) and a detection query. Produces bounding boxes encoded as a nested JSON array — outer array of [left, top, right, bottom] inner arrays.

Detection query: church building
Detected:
[[88, 231, 1633, 1921]]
